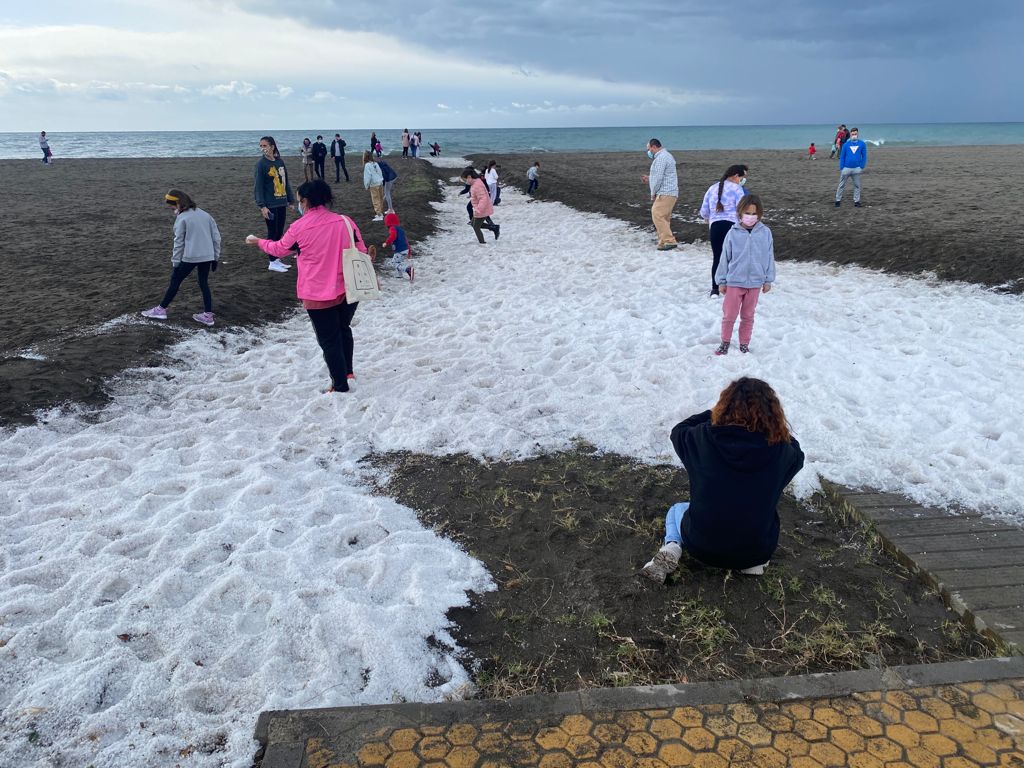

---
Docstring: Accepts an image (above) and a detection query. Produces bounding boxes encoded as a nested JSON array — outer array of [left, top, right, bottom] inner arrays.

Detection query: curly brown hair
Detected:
[[710, 377, 791, 445]]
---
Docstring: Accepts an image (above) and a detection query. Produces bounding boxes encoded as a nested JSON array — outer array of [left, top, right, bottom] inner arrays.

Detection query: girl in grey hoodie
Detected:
[[714, 194, 775, 355]]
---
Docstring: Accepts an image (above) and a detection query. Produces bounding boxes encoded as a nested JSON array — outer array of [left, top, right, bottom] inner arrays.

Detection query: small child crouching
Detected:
[[382, 211, 414, 282]]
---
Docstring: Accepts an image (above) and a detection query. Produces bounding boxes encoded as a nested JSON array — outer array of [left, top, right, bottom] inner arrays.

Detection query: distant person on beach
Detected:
[[374, 140, 383, 159], [714, 194, 775, 355], [39, 131, 53, 164], [312, 135, 328, 180], [254, 135, 295, 273], [527, 162, 540, 194], [641, 138, 679, 251], [370, 132, 379, 154], [381, 211, 414, 282], [830, 125, 845, 159], [641, 377, 804, 583], [411, 132, 421, 158], [699, 164, 748, 297], [141, 189, 221, 326], [807, 142, 816, 159], [330, 133, 349, 182], [363, 150, 385, 221], [460, 167, 500, 244], [378, 158, 398, 211], [245, 179, 369, 393], [401, 129, 410, 158], [429, 141, 441, 157], [835, 127, 867, 208], [485, 161, 499, 203], [300, 138, 315, 182]]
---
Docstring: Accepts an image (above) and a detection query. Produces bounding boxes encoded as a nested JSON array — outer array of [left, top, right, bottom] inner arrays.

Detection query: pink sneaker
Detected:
[[192, 312, 215, 326], [141, 306, 167, 320]]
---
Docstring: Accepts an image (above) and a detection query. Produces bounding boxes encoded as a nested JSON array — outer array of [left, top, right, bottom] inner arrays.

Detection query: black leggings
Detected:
[[709, 220, 733, 294], [306, 299, 359, 391], [314, 159, 325, 179], [161, 262, 212, 312], [264, 207, 287, 261], [334, 157, 349, 182], [472, 216, 498, 244]]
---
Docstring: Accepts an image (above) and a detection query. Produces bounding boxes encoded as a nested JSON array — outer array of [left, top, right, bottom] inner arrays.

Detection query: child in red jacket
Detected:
[[381, 211, 414, 282]]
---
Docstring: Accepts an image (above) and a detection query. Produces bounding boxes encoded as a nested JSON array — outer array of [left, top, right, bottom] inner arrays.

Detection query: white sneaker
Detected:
[[268, 260, 290, 272], [739, 561, 769, 576], [372, 215, 384, 222], [641, 542, 682, 584]]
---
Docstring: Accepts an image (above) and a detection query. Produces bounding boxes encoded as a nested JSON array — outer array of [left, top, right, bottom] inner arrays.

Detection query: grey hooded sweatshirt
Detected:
[[715, 220, 776, 289]]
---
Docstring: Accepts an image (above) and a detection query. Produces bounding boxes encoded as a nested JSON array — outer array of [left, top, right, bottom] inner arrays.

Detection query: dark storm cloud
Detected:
[[237, 0, 1022, 122]]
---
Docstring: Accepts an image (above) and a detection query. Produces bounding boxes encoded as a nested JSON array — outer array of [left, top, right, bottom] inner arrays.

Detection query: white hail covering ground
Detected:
[[2, 174, 1023, 767]]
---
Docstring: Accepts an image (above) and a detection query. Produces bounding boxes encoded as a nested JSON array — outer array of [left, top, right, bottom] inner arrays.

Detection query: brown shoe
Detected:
[[656, 243, 678, 251]]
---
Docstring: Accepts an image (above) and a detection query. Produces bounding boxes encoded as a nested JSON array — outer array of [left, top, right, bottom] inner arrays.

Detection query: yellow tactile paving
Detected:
[[301, 679, 1024, 767]]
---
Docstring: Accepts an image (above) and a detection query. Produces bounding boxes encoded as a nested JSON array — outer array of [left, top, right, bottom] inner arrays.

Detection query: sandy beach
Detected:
[[2, 145, 1022, 425]]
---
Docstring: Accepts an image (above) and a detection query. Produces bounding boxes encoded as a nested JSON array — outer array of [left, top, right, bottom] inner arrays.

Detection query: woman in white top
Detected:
[[485, 160, 499, 203], [699, 164, 748, 296], [300, 138, 315, 182]]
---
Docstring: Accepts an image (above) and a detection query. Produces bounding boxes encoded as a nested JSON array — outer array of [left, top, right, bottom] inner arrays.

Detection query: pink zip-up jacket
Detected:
[[258, 207, 367, 301], [469, 178, 494, 218]]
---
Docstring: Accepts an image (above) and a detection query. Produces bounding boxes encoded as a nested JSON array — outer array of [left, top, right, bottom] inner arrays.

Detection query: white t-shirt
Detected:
[[485, 168, 498, 186]]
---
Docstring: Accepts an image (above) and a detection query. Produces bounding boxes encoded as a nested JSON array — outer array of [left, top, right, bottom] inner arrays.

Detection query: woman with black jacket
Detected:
[[641, 377, 805, 583]]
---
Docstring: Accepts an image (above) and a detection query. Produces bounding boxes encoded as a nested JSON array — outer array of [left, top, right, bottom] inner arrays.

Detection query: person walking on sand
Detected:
[[830, 124, 845, 159], [141, 189, 221, 326], [527, 162, 540, 195], [485, 160, 499, 203], [835, 127, 867, 207], [254, 135, 295, 273], [382, 211, 414, 282], [370, 132, 379, 155], [330, 133, 349, 182], [699, 164, 748, 297], [401, 129, 410, 158], [641, 138, 679, 251], [640, 377, 804, 583], [460, 167, 500, 244], [363, 150, 385, 221], [245, 179, 370, 393], [300, 138, 315, 182], [39, 131, 53, 164], [714, 194, 775, 355], [312, 135, 328, 180]]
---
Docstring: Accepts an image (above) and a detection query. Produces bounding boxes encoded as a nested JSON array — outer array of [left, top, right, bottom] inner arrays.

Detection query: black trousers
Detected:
[[306, 299, 358, 390], [314, 158, 325, 179], [264, 206, 287, 261], [333, 156, 349, 182], [161, 261, 212, 312], [472, 216, 497, 244], [709, 220, 733, 294]]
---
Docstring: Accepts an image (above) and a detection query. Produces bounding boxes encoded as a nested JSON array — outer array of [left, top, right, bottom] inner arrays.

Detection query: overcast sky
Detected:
[[2, 0, 1021, 131]]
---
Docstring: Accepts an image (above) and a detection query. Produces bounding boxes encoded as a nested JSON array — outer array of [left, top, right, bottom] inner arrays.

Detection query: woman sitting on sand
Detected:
[[641, 377, 805, 583], [244, 179, 371, 393], [699, 164, 748, 297]]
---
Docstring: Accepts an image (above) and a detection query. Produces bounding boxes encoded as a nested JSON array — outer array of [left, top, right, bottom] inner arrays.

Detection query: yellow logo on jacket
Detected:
[[268, 166, 287, 197]]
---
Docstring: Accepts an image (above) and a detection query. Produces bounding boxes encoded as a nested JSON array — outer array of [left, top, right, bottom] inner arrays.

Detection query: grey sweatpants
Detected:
[[383, 180, 395, 211], [835, 167, 863, 203]]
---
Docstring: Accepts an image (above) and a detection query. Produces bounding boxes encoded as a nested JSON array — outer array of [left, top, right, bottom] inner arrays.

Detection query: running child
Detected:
[[381, 212, 414, 282], [714, 194, 775, 355]]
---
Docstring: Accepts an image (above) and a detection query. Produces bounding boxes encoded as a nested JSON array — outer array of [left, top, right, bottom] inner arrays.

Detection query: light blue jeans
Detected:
[[835, 167, 862, 203], [391, 249, 410, 277], [664, 502, 690, 545]]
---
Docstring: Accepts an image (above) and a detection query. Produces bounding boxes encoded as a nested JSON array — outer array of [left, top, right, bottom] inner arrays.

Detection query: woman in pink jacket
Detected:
[[245, 179, 370, 393], [460, 167, 500, 244]]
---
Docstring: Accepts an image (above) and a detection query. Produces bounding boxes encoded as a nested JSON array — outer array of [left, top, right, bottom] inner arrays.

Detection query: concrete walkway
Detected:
[[255, 657, 1024, 767], [822, 483, 1024, 653]]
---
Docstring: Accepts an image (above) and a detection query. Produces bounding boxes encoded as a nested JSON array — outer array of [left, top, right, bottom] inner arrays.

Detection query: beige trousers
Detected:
[[369, 185, 385, 215], [651, 195, 678, 245]]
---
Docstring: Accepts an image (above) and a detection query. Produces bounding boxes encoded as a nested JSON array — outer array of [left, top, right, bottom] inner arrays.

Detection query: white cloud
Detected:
[[274, 85, 294, 99], [201, 80, 257, 98], [436, 103, 450, 110], [309, 90, 337, 102]]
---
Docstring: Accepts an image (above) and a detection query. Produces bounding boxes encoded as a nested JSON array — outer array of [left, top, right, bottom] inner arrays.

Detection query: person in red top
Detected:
[[460, 167, 500, 244], [244, 179, 371, 393], [830, 125, 846, 159], [807, 142, 816, 159]]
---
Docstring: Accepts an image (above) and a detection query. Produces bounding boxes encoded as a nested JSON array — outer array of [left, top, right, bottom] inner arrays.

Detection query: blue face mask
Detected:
[[739, 177, 747, 186], [296, 201, 305, 216], [646, 150, 655, 159]]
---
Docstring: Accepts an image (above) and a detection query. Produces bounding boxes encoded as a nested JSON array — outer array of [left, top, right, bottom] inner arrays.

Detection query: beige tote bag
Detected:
[[340, 216, 381, 302]]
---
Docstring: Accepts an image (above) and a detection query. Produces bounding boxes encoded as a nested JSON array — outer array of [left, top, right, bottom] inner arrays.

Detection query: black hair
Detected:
[[316, 135, 323, 140], [715, 164, 748, 212], [461, 166, 481, 180], [165, 188, 197, 211], [297, 179, 333, 208], [260, 135, 281, 159], [648, 138, 662, 148]]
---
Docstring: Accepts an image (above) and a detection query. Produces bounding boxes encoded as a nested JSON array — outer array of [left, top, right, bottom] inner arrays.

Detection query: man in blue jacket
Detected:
[[835, 127, 867, 207]]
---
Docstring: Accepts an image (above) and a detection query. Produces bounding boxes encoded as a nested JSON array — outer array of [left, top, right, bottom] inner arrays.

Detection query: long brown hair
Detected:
[[711, 377, 791, 445]]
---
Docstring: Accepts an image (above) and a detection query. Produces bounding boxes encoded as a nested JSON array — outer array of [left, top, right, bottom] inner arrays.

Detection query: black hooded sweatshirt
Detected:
[[670, 410, 804, 570]]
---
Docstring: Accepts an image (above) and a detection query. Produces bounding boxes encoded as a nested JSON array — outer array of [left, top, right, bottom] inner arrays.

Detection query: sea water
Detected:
[[2, 123, 1023, 159]]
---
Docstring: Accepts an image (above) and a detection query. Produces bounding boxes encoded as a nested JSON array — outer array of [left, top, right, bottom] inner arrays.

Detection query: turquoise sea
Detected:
[[3, 123, 1022, 159]]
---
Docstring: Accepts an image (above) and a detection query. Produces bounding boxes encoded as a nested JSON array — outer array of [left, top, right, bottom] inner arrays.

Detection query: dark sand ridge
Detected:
[[471, 145, 1024, 293], [3, 146, 1022, 425]]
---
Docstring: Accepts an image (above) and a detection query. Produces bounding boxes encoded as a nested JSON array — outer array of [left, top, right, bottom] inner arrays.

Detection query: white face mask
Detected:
[[738, 177, 747, 186], [296, 201, 305, 216]]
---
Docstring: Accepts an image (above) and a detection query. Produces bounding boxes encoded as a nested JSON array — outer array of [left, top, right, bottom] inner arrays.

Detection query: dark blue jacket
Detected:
[[379, 161, 398, 182], [671, 410, 804, 570]]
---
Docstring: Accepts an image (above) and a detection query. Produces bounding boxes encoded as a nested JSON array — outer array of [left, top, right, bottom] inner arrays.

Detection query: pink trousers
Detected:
[[721, 287, 761, 345]]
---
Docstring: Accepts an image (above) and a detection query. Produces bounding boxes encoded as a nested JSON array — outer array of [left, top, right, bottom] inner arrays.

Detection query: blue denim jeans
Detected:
[[664, 502, 690, 545]]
